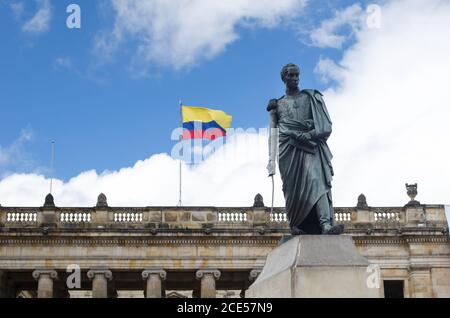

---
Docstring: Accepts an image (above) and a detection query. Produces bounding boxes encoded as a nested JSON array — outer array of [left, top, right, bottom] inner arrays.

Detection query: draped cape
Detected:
[[276, 89, 334, 229]]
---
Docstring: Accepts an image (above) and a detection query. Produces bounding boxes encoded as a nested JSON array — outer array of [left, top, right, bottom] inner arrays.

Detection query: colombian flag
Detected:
[[182, 106, 232, 140]]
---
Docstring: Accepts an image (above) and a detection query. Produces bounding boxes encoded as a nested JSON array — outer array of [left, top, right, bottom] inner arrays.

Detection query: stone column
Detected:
[[196, 269, 221, 298], [142, 269, 166, 298], [409, 266, 433, 298], [87, 268, 113, 298], [32, 269, 58, 298]]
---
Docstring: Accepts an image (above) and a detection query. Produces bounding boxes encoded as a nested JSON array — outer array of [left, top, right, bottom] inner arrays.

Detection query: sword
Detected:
[[271, 175, 274, 214]]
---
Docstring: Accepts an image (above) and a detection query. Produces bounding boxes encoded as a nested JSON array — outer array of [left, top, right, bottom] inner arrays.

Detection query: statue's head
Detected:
[[281, 63, 300, 90]]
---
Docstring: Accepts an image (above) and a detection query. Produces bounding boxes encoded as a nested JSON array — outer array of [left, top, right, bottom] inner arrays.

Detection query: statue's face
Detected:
[[283, 67, 300, 90]]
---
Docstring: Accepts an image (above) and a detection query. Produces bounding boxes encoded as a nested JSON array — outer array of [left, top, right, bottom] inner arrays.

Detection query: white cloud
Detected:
[[10, 1, 25, 20], [1, 0, 450, 209], [314, 56, 344, 83], [0, 133, 283, 207], [22, 0, 52, 34], [0, 129, 34, 175], [309, 3, 363, 49], [0, 153, 8, 167], [96, 0, 307, 70], [53, 57, 74, 72], [322, 0, 450, 206], [54, 57, 72, 68]]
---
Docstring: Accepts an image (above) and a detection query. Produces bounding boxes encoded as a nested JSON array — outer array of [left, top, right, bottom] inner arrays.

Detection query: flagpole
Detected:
[[50, 140, 55, 194], [178, 100, 183, 207]]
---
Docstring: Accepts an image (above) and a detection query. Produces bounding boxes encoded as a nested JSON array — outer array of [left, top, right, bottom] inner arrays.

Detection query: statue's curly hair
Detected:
[[280, 63, 300, 82]]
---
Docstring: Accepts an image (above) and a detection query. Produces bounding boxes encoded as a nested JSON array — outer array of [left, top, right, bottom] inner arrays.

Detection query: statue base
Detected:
[[246, 235, 381, 298]]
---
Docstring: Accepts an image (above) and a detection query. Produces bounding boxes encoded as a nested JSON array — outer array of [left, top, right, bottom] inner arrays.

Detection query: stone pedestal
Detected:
[[142, 269, 166, 298], [87, 268, 112, 298], [196, 269, 221, 298], [246, 235, 381, 298], [32, 269, 58, 298]]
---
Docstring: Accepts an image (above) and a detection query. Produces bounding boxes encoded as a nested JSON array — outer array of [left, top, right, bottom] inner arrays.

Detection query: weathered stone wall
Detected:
[[0, 201, 449, 298]]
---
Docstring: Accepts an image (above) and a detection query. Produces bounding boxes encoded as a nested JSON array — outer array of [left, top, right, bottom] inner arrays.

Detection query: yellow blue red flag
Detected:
[[181, 106, 232, 140]]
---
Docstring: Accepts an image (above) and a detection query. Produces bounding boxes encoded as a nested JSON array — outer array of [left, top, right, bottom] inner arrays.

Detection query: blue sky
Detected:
[[0, 0, 356, 179], [1, 0, 449, 207]]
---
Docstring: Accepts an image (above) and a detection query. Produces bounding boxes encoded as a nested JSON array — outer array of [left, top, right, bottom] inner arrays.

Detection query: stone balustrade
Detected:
[[5, 211, 37, 224], [60, 211, 91, 224], [113, 211, 144, 223], [0, 193, 449, 298], [0, 205, 447, 229], [0, 205, 447, 231]]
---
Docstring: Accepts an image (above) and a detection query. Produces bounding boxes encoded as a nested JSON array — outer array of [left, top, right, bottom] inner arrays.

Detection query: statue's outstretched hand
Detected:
[[267, 160, 276, 177]]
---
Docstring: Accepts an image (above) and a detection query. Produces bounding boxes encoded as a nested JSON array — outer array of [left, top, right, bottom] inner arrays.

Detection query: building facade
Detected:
[[0, 190, 449, 298]]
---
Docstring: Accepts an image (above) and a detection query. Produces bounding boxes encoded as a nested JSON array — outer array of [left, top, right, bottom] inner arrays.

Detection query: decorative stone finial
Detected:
[[357, 194, 368, 209], [96, 193, 108, 208], [405, 183, 420, 206], [253, 194, 265, 208], [43, 193, 55, 208]]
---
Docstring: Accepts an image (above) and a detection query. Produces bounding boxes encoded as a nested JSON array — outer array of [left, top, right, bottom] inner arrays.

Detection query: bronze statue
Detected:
[[267, 63, 343, 235]]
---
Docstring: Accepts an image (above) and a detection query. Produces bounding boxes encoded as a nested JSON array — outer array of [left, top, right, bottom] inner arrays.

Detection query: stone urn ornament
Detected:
[[405, 183, 420, 206]]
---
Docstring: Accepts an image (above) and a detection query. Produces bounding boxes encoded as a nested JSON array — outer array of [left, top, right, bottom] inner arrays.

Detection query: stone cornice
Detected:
[[1, 226, 446, 236], [1, 233, 448, 247], [0, 237, 281, 246], [354, 236, 450, 245]]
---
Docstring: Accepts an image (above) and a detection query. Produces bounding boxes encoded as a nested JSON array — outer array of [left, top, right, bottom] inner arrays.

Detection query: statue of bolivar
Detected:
[[267, 63, 344, 235]]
